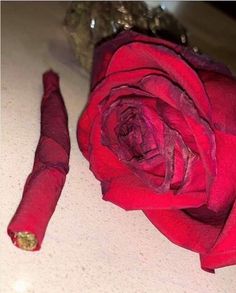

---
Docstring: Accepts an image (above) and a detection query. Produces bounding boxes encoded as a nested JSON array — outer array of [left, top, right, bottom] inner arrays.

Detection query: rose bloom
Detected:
[[77, 31, 236, 272]]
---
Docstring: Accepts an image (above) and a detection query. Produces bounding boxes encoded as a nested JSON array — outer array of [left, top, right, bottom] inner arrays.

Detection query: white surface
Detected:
[[1, 2, 236, 293]]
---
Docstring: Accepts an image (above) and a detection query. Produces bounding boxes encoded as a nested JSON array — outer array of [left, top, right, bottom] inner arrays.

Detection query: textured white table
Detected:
[[1, 2, 236, 293]]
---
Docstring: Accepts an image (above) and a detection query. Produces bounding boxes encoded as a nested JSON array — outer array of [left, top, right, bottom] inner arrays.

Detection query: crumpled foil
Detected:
[[64, 1, 188, 72]]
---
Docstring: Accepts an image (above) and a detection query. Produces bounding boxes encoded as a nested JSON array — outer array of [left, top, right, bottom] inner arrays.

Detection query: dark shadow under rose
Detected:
[[77, 31, 236, 272]]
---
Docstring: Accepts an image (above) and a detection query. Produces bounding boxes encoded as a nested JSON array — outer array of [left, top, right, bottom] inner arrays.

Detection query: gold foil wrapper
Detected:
[[64, 1, 188, 72], [14, 232, 38, 251], [63, 1, 149, 72]]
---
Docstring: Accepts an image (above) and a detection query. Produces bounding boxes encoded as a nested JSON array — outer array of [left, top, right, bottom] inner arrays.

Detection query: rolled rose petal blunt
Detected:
[[7, 70, 70, 251]]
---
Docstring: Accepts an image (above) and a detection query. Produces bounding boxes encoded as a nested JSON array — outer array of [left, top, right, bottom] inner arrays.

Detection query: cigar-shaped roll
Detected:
[[8, 70, 70, 251]]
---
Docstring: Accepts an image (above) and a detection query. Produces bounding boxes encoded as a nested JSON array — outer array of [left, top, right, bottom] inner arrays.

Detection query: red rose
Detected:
[[77, 31, 236, 272]]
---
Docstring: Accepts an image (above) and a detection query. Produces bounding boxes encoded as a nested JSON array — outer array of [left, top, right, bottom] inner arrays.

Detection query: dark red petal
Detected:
[[77, 68, 164, 157], [100, 85, 154, 111], [177, 47, 232, 77], [103, 174, 206, 210], [177, 157, 206, 194], [77, 110, 92, 159], [92, 31, 232, 88], [88, 116, 131, 181], [200, 200, 236, 270], [106, 42, 212, 121], [208, 131, 236, 212], [140, 74, 216, 183], [200, 70, 236, 135], [91, 31, 177, 88], [154, 99, 197, 153], [143, 209, 222, 254]]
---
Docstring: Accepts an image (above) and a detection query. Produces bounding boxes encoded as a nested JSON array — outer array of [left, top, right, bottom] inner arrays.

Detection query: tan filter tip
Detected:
[[13, 232, 38, 251]]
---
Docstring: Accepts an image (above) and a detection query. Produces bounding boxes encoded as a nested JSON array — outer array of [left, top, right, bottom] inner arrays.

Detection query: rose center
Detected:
[[115, 107, 159, 162]]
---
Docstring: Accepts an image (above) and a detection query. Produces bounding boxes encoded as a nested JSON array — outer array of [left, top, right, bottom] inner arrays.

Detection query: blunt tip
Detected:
[[43, 69, 60, 92], [13, 231, 38, 251]]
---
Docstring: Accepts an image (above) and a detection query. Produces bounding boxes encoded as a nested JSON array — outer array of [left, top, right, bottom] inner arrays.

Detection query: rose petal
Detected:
[[200, 200, 236, 270], [106, 42, 212, 121], [155, 99, 197, 153], [200, 71, 236, 135], [143, 209, 222, 254], [103, 174, 206, 210], [92, 31, 231, 88], [177, 157, 206, 194], [91, 31, 178, 88], [78, 68, 165, 157], [140, 74, 216, 180], [178, 47, 232, 77], [89, 116, 131, 181], [208, 131, 236, 212]]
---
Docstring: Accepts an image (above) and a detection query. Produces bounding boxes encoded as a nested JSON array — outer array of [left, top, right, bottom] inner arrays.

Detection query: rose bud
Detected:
[[8, 70, 70, 251], [77, 31, 236, 272]]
